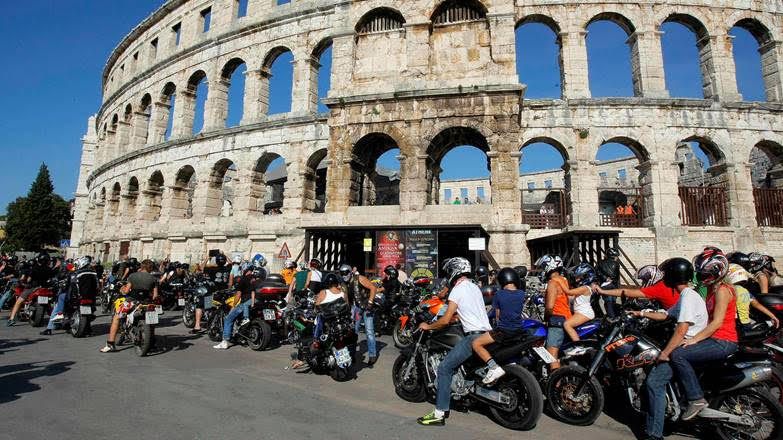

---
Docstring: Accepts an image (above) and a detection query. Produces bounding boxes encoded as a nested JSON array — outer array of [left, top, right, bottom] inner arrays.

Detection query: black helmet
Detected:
[[8, 256, 18, 266], [606, 248, 620, 258], [214, 254, 227, 267], [475, 266, 488, 278], [36, 252, 51, 266], [338, 264, 352, 282], [383, 265, 398, 280], [727, 252, 751, 271], [323, 272, 340, 288], [496, 267, 521, 289], [512, 265, 528, 278], [178, 263, 190, 271], [128, 257, 139, 266], [659, 258, 693, 288]]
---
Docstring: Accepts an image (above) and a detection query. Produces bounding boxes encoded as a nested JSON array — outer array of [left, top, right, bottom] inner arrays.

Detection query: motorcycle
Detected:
[[394, 292, 446, 350], [182, 278, 215, 329], [546, 300, 783, 440], [116, 299, 159, 356], [18, 280, 56, 327], [298, 299, 358, 382], [60, 275, 98, 338], [392, 325, 544, 430], [100, 280, 124, 314], [251, 282, 290, 350]]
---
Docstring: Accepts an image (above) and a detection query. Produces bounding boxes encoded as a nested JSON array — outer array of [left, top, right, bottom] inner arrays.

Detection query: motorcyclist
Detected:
[[595, 247, 621, 317], [7, 252, 59, 326], [214, 265, 263, 350], [536, 254, 572, 369], [286, 261, 309, 304], [416, 257, 492, 427], [42, 256, 99, 336], [281, 260, 296, 286], [314, 272, 349, 339], [593, 264, 680, 309], [305, 258, 323, 294], [0, 256, 20, 310], [192, 252, 230, 334], [340, 263, 378, 366], [100, 259, 159, 353], [725, 263, 779, 332], [474, 265, 489, 287], [748, 252, 783, 295], [40, 257, 77, 335], [378, 264, 401, 306], [631, 257, 708, 440]]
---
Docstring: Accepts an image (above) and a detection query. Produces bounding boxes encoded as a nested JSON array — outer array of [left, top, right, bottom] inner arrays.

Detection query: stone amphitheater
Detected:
[[68, 0, 783, 273]]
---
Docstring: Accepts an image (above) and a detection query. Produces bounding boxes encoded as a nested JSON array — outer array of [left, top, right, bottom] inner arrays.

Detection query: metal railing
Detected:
[[678, 186, 729, 226], [754, 188, 783, 227]]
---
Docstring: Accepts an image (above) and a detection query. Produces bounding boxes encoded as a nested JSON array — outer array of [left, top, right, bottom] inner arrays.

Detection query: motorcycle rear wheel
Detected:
[[330, 363, 354, 382], [30, 304, 46, 327], [247, 320, 272, 351], [392, 322, 414, 349], [712, 388, 783, 440], [488, 365, 544, 431], [207, 314, 223, 342], [392, 353, 427, 402], [69, 310, 90, 338], [134, 322, 154, 357], [182, 303, 196, 328], [545, 365, 604, 426]]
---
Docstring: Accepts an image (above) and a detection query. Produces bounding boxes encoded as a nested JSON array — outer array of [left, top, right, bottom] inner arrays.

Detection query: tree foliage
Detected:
[[4, 164, 71, 251]]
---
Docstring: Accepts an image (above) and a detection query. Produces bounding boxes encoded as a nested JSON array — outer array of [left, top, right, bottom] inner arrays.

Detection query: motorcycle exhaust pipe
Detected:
[[720, 365, 773, 394], [473, 385, 512, 406]]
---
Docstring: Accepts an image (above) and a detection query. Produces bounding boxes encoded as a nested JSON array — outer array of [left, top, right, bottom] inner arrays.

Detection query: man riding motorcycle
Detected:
[[416, 257, 492, 427], [214, 265, 263, 350], [7, 253, 58, 326], [340, 264, 378, 366], [41, 256, 99, 336], [0, 256, 20, 310], [192, 252, 230, 334], [100, 259, 159, 353]]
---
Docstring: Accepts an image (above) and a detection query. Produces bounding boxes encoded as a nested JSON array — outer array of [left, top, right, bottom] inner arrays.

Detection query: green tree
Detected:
[[4, 164, 71, 251]]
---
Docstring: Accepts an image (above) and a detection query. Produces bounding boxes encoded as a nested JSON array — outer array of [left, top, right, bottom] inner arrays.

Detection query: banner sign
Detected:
[[405, 229, 438, 279], [375, 230, 404, 274]]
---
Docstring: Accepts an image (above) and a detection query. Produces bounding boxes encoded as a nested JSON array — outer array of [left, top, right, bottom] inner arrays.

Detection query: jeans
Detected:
[[0, 282, 16, 310], [436, 334, 481, 412], [602, 295, 617, 318], [46, 291, 68, 330], [670, 338, 738, 401], [353, 307, 376, 357], [645, 362, 673, 438], [222, 299, 252, 341]]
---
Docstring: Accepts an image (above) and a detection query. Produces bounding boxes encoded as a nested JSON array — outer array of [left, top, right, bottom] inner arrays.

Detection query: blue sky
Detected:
[[0, 2, 766, 212]]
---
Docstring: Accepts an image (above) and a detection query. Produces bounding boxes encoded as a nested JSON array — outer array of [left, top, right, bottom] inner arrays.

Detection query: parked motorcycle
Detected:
[[18, 280, 56, 327], [61, 274, 98, 338], [393, 292, 445, 350], [392, 325, 544, 430], [100, 280, 124, 314], [116, 300, 159, 356], [299, 299, 358, 382]]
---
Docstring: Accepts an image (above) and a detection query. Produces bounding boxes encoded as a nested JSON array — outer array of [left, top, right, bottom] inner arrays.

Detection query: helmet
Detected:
[[636, 265, 664, 288], [251, 268, 267, 281], [534, 255, 563, 281], [214, 254, 227, 267], [128, 257, 139, 267], [309, 258, 322, 269], [253, 255, 267, 268], [659, 258, 694, 288], [338, 264, 353, 282], [8, 256, 18, 266], [75, 256, 91, 270], [383, 265, 398, 280], [233, 255, 242, 264], [727, 252, 751, 270], [285, 259, 296, 269], [513, 265, 528, 279], [178, 263, 190, 271], [36, 252, 51, 266], [298, 261, 308, 270], [693, 247, 729, 285], [570, 263, 597, 286], [748, 252, 776, 274], [725, 263, 751, 285], [442, 257, 472, 285], [323, 272, 340, 288], [496, 267, 521, 289], [606, 248, 620, 258], [475, 266, 489, 278]]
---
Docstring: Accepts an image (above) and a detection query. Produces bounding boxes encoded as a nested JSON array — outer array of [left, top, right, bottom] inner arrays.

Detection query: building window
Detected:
[[150, 38, 158, 60], [527, 181, 535, 190], [356, 8, 405, 35], [444, 188, 452, 202], [277, 0, 290, 4], [201, 7, 212, 33], [544, 179, 553, 189], [172, 22, 182, 46], [236, 0, 248, 18], [460, 188, 468, 200], [476, 186, 485, 202], [432, 0, 486, 26], [599, 171, 608, 185], [617, 168, 627, 184]]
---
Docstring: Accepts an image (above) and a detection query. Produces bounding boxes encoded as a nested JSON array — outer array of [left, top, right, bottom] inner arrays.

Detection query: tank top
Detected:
[[550, 276, 572, 319], [321, 289, 343, 305], [706, 283, 738, 343]]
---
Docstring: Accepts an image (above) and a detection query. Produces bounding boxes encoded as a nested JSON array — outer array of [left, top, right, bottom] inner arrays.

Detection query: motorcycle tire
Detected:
[[248, 320, 273, 351], [488, 365, 544, 431], [134, 322, 154, 357], [162, 295, 177, 311], [69, 310, 90, 338], [392, 322, 414, 350], [330, 363, 355, 382], [207, 314, 223, 342], [392, 353, 427, 402], [545, 365, 604, 426], [712, 387, 783, 440], [767, 366, 783, 405], [182, 303, 196, 329], [31, 304, 46, 327], [101, 294, 111, 315]]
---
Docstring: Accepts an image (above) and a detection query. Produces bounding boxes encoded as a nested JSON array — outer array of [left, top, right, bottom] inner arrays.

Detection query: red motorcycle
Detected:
[[16, 280, 56, 327]]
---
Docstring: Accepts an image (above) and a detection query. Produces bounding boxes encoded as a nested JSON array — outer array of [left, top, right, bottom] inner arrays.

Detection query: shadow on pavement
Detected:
[[0, 360, 75, 404], [146, 334, 202, 356], [0, 338, 46, 355]]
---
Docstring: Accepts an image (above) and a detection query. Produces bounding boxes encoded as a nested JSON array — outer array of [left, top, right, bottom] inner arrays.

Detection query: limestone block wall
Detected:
[[69, 0, 783, 269]]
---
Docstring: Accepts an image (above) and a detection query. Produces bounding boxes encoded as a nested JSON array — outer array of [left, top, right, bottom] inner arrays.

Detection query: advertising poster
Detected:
[[405, 229, 438, 279], [375, 230, 405, 274]]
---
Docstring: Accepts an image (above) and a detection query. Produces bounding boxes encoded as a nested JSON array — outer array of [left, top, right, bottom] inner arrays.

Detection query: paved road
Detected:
[[0, 310, 665, 440]]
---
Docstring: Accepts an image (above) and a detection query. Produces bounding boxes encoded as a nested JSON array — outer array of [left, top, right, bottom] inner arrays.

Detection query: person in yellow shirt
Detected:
[[281, 260, 296, 286]]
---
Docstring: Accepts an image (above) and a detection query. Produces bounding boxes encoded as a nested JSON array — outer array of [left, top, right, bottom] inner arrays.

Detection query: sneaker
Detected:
[[681, 398, 708, 421], [6, 319, 15, 327], [51, 313, 64, 322], [483, 365, 507, 384], [240, 318, 250, 327], [416, 411, 445, 426], [213, 340, 229, 350], [40, 329, 52, 336], [99, 344, 116, 353]]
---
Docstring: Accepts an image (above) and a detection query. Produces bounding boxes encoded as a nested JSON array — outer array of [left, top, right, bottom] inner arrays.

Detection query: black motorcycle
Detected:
[[61, 276, 97, 338], [546, 303, 783, 440], [392, 325, 544, 430], [100, 280, 124, 314], [297, 299, 357, 382]]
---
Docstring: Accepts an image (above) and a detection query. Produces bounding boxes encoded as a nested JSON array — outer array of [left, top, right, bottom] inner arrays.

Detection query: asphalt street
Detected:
[[0, 310, 677, 440]]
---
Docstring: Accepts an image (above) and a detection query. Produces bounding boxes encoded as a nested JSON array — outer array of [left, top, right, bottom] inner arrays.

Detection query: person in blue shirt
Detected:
[[472, 267, 525, 384]]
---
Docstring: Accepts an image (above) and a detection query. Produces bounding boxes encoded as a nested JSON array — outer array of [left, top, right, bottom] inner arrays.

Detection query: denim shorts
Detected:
[[546, 327, 565, 349]]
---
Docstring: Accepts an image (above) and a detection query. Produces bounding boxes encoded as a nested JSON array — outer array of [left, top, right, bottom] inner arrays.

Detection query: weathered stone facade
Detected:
[[70, 0, 783, 269]]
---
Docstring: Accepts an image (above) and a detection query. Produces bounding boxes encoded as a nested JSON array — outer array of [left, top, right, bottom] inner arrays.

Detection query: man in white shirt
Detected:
[[416, 257, 492, 427]]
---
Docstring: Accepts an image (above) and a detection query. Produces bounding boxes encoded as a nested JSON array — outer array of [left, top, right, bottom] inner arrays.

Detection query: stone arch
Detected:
[[206, 159, 237, 217], [349, 133, 402, 206], [520, 136, 570, 162], [431, 0, 487, 25], [159, 82, 177, 141], [98, 187, 107, 226], [262, 46, 294, 115], [311, 39, 333, 113], [109, 182, 121, 216], [186, 70, 209, 134], [426, 127, 490, 205], [250, 153, 287, 214], [675, 135, 730, 226], [660, 13, 711, 99], [585, 12, 635, 35], [356, 8, 405, 35], [221, 57, 247, 127], [123, 104, 133, 122], [518, 14, 561, 34], [126, 176, 140, 214], [731, 18, 780, 102], [171, 165, 197, 219], [138, 93, 152, 145], [303, 148, 328, 212], [751, 140, 783, 188], [519, 137, 571, 228], [144, 170, 165, 222], [516, 15, 563, 98], [596, 137, 653, 226], [585, 12, 637, 97]]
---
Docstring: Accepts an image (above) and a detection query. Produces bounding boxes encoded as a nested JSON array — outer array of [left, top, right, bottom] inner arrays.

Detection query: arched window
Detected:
[[661, 15, 710, 98], [314, 40, 333, 113], [252, 153, 287, 214], [172, 165, 196, 219], [222, 58, 247, 127], [304, 149, 328, 213], [110, 183, 121, 216], [595, 139, 651, 227], [144, 171, 165, 221], [516, 16, 562, 98], [207, 159, 237, 217], [263, 47, 294, 115], [427, 127, 489, 205], [356, 8, 405, 34], [160, 82, 177, 141], [519, 139, 571, 228], [350, 134, 401, 206], [139, 94, 152, 145], [187, 70, 209, 134], [432, 0, 486, 25], [751, 141, 783, 227], [586, 13, 636, 97], [730, 19, 773, 102], [126, 176, 139, 214], [676, 137, 729, 226]]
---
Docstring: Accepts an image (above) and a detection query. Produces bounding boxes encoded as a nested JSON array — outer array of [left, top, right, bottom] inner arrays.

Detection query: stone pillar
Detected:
[[173, 89, 196, 139], [636, 161, 656, 227], [281, 158, 303, 217], [191, 177, 214, 220], [651, 161, 683, 228], [241, 69, 265, 125], [325, 158, 353, 213], [568, 160, 599, 227], [489, 151, 522, 224], [115, 120, 131, 157], [399, 153, 429, 211], [105, 129, 117, 162], [292, 56, 319, 114], [628, 30, 669, 98], [68, 116, 98, 258], [726, 162, 757, 229], [328, 32, 356, 97], [560, 29, 591, 99], [760, 40, 783, 102], [706, 32, 742, 101], [130, 110, 150, 150], [149, 101, 171, 144], [487, 13, 517, 77], [231, 168, 257, 220], [204, 78, 230, 131]]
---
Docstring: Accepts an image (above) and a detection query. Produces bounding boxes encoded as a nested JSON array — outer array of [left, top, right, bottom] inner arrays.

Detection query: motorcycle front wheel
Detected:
[[182, 302, 196, 328], [545, 365, 604, 426], [134, 322, 154, 357], [392, 353, 427, 402], [207, 313, 223, 342], [488, 365, 544, 431], [392, 321, 414, 349], [712, 388, 783, 440]]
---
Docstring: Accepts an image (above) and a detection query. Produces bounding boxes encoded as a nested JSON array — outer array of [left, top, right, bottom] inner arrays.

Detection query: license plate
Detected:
[[263, 309, 276, 320], [335, 347, 351, 367], [80, 306, 92, 315], [178, 298, 186, 306], [155, 305, 163, 315], [145, 311, 159, 325], [37, 296, 49, 304], [533, 346, 556, 364]]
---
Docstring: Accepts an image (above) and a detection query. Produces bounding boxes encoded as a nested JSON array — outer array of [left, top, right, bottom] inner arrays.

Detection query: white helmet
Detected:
[[233, 255, 242, 264], [725, 263, 751, 285], [285, 259, 296, 269], [636, 265, 663, 288], [75, 256, 91, 270], [534, 255, 563, 281], [442, 257, 471, 285]]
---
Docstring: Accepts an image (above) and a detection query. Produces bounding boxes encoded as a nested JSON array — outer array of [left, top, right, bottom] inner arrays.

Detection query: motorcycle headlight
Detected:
[[197, 286, 208, 295]]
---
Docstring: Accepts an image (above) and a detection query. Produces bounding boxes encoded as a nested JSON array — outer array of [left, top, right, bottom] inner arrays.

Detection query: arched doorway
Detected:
[[519, 139, 571, 228], [252, 153, 287, 214], [350, 133, 401, 206], [751, 140, 783, 226], [595, 139, 651, 227], [675, 137, 729, 226], [303, 149, 328, 213], [426, 127, 489, 205]]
